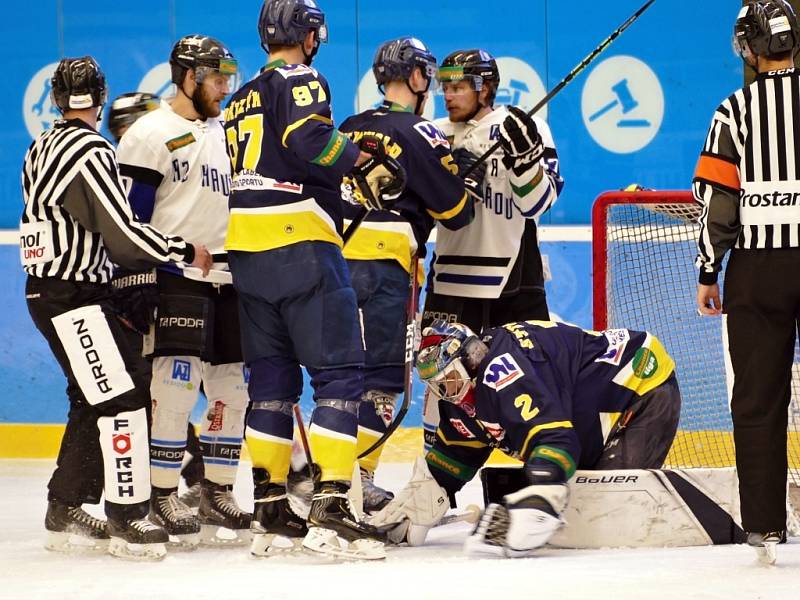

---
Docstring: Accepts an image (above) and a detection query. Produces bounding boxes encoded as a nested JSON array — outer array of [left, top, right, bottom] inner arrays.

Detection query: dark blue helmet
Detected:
[[50, 56, 107, 113], [372, 37, 437, 88], [258, 0, 327, 49], [734, 0, 800, 59]]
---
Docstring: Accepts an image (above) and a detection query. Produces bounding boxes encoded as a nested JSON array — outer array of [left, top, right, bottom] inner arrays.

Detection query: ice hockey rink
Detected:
[[1, 460, 797, 600]]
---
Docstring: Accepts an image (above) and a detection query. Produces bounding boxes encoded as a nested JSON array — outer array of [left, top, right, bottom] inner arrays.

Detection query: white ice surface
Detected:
[[1, 460, 798, 600]]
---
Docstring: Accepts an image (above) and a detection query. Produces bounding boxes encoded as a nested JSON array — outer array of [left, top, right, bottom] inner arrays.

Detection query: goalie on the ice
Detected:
[[371, 319, 681, 557]]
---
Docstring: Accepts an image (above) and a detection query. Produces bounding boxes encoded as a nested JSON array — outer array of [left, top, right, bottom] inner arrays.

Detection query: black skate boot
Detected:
[[150, 487, 200, 549], [44, 499, 109, 553], [251, 483, 309, 556], [360, 467, 394, 513], [747, 530, 785, 565], [304, 481, 386, 560], [198, 480, 252, 546], [107, 515, 168, 561], [178, 482, 202, 511]]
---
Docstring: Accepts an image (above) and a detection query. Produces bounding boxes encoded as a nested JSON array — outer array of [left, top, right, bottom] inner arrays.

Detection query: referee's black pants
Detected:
[[724, 248, 799, 533], [26, 276, 153, 522]]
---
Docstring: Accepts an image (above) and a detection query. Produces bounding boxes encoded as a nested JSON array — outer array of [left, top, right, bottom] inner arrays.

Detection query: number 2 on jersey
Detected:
[[514, 394, 540, 421], [226, 114, 263, 172]]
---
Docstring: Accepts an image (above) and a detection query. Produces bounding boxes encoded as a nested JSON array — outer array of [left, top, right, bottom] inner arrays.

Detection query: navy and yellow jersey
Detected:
[[224, 59, 361, 253], [426, 320, 676, 496], [338, 101, 473, 274]]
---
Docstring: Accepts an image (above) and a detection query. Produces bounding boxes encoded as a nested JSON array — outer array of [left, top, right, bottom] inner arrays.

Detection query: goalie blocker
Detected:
[[481, 466, 746, 547]]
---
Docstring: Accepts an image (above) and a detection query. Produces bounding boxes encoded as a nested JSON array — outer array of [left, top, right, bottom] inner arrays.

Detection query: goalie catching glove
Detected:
[[451, 148, 486, 201], [498, 105, 545, 177], [368, 456, 450, 546], [344, 135, 407, 211], [465, 463, 568, 558], [111, 268, 158, 335]]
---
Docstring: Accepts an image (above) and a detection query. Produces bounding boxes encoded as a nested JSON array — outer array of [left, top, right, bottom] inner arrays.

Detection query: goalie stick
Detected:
[[357, 253, 420, 459]]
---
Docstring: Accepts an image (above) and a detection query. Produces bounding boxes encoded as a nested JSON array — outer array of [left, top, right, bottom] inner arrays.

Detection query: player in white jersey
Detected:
[[421, 49, 564, 451], [116, 34, 251, 547]]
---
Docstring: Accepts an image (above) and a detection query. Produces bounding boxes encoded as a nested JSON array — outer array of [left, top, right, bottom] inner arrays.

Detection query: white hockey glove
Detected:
[[344, 135, 407, 211], [464, 483, 567, 558], [369, 456, 450, 546], [498, 106, 545, 177]]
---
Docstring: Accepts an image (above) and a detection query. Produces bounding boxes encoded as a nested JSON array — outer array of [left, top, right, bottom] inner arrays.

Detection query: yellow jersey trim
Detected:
[[282, 114, 334, 148], [426, 192, 468, 221], [520, 420, 574, 459]]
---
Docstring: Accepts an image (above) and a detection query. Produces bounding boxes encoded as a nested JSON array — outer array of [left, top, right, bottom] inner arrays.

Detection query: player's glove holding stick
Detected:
[[345, 135, 407, 211], [451, 147, 487, 201], [498, 105, 545, 176]]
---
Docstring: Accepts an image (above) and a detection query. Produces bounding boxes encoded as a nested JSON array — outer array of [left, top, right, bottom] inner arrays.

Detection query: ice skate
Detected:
[[44, 500, 109, 554], [250, 485, 308, 557], [303, 481, 386, 561], [360, 467, 394, 513], [198, 481, 252, 546], [150, 488, 200, 549], [107, 516, 168, 561], [747, 531, 784, 565], [179, 482, 202, 511]]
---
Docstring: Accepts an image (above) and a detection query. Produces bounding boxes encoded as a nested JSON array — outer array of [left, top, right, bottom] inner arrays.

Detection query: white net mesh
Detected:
[[596, 194, 800, 520]]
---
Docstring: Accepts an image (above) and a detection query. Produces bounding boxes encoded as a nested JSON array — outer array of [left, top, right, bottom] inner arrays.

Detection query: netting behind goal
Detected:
[[592, 191, 800, 488]]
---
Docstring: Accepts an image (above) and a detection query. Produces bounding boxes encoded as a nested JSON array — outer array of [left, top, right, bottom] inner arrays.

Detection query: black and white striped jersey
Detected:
[[20, 118, 192, 283], [694, 67, 800, 285]]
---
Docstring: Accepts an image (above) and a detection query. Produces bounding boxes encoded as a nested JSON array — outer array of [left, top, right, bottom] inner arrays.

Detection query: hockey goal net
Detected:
[[592, 191, 800, 499]]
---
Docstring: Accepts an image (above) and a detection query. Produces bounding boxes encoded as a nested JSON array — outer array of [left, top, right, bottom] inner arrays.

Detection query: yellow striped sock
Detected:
[[309, 423, 357, 481], [245, 427, 292, 484], [356, 425, 384, 473]]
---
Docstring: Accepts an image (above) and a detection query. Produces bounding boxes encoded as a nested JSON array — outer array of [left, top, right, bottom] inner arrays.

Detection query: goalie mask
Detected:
[[50, 56, 107, 115], [733, 0, 800, 61], [417, 320, 488, 410], [258, 0, 328, 65]]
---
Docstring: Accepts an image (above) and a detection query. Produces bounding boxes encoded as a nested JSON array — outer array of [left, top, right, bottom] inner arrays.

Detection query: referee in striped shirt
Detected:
[[20, 56, 211, 560], [694, 0, 798, 561]]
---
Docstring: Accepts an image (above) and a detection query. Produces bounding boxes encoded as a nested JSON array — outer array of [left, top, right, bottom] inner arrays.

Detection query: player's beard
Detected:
[[447, 95, 481, 123], [193, 83, 222, 119]]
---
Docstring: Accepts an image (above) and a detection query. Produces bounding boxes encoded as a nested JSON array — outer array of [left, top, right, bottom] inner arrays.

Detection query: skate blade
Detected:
[[755, 542, 778, 565], [250, 533, 306, 557], [45, 531, 109, 554], [301, 527, 386, 561], [108, 537, 167, 561], [200, 524, 252, 547], [165, 532, 199, 551]]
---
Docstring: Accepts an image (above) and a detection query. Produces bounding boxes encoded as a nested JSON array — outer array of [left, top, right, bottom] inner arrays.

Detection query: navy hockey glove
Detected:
[[111, 268, 158, 335], [347, 135, 407, 211], [499, 106, 545, 177], [451, 148, 486, 201]]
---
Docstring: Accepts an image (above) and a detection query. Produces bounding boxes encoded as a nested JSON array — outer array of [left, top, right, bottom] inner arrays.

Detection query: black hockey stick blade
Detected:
[[462, 0, 657, 179], [357, 254, 420, 459], [342, 206, 368, 246]]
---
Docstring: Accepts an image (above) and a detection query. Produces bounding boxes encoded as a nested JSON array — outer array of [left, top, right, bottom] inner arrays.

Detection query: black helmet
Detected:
[[169, 34, 238, 86], [50, 56, 107, 114], [733, 0, 800, 60], [438, 49, 500, 103], [107, 92, 159, 142], [258, 0, 327, 58], [373, 37, 437, 89]]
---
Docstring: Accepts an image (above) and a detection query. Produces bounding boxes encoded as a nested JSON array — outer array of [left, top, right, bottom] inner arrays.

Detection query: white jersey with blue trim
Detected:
[[117, 100, 232, 282], [433, 106, 561, 299]]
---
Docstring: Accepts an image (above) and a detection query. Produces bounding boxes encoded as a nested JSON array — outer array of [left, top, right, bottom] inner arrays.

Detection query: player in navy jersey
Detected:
[[372, 319, 681, 557], [223, 0, 402, 560], [337, 37, 479, 511]]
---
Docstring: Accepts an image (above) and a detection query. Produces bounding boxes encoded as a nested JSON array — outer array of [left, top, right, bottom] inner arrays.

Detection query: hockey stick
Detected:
[[357, 253, 420, 459], [437, 504, 482, 527], [342, 208, 367, 246], [292, 404, 318, 481], [462, 0, 657, 179]]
